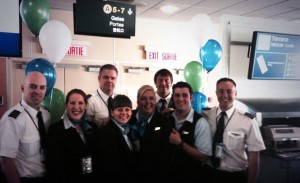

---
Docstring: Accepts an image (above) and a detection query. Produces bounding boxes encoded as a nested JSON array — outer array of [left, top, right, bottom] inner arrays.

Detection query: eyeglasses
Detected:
[[217, 89, 235, 95]]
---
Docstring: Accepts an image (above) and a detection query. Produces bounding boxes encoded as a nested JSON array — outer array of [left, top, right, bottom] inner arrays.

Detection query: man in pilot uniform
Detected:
[[202, 77, 265, 183], [0, 71, 51, 183]]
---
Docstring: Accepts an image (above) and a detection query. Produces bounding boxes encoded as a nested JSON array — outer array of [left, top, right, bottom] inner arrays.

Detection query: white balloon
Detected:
[[39, 20, 72, 63], [189, 14, 213, 47]]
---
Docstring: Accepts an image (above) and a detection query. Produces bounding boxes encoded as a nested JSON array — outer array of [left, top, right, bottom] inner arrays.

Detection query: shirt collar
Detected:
[[63, 114, 75, 129], [63, 114, 92, 130], [21, 99, 39, 117], [172, 107, 194, 123], [111, 118, 127, 134], [97, 88, 115, 101], [155, 92, 171, 103], [217, 106, 235, 118]]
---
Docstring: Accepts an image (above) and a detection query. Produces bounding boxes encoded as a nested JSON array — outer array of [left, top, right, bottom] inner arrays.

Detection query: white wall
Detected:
[[8, 11, 300, 109], [8, 9, 222, 108]]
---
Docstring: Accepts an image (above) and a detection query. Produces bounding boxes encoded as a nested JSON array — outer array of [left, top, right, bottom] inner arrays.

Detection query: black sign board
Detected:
[[74, 0, 136, 38]]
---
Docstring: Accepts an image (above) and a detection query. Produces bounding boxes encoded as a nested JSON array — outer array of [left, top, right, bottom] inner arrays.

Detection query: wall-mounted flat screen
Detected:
[[248, 31, 300, 80], [0, 0, 22, 57], [74, 0, 136, 38]]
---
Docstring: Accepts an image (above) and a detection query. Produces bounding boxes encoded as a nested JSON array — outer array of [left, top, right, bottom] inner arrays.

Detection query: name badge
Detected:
[[81, 156, 93, 174], [215, 143, 223, 159]]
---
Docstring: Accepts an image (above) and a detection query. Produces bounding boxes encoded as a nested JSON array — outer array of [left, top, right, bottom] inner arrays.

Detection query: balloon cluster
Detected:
[[19, 0, 73, 124], [184, 19, 223, 112], [20, 0, 50, 37], [39, 20, 72, 64], [26, 58, 65, 124], [20, 0, 72, 65]]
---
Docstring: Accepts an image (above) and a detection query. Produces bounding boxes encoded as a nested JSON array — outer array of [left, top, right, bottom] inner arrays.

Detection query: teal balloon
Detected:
[[200, 93, 208, 108], [20, 0, 50, 36], [25, 58, 56, 97], [41, 88, 65, 124], [192, 92, 202, 113], [200, 39, 222, 72], [192, 92, 208, 113], [184, 61, 204, 92]]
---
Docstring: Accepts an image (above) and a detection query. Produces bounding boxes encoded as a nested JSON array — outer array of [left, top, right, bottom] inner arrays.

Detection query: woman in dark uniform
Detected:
[[96, 94, 138, 183], [128, 85, 170, 183], [47, 89, 98, 183]]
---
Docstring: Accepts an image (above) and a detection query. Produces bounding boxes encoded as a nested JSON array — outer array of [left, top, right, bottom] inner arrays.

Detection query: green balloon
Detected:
[[20, 0, 50, 36], [42, 88, 65, 124], [184, 61, 204, 92]]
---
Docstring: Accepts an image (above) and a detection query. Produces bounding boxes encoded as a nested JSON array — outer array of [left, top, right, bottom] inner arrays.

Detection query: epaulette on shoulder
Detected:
[[8, 110, 21, 119], [244, 112, 255, 119]]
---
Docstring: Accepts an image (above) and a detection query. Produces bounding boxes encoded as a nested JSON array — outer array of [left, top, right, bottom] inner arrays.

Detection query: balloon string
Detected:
[[205, 71, 210, 97], [203, 71, 209, 94], [49, 89, 53, 109]]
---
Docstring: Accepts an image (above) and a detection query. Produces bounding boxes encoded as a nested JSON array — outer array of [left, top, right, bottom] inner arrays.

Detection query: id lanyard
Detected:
[[216, 108, 236, 131], [97, 89, 109, 109], [20, 101, 40, 133]]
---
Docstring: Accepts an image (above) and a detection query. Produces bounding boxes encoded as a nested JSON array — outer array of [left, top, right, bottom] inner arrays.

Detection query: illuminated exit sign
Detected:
[[145, 46, 179, 61]]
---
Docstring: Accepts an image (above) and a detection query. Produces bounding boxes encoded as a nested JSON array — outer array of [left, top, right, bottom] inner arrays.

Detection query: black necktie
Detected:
[[159, 98, 167, 112], [212, 111, 226, 167], [107, 97, 113, 112], [37, 111, 47, 149]]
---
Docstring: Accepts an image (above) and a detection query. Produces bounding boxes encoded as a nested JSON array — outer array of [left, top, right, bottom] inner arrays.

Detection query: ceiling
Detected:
[[48, 0, 300, 23]]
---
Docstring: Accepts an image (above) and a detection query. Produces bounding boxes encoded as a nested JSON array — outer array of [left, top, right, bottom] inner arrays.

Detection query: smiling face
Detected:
[[173, 87, 192, 114], [111, 107, 132, 125], [155, 75, 172, 98], [66, 93, 87, 121], [22, 72, 47, 110], [137, 90, 156, 117], [216, 80, 237, 111]]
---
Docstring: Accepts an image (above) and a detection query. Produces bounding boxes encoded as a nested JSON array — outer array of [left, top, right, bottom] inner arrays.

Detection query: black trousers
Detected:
[[204, 164, 247, 183]]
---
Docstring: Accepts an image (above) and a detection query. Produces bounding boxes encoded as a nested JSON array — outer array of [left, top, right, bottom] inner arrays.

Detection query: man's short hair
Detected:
[[154, 69, 173, 83], [99, 64, 118, 76], [172, 81, 193, 96], [216, 77, 236, 87]]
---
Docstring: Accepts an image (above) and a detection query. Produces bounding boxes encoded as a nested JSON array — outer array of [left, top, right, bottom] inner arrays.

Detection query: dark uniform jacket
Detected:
[[96, 119, 138, 183], [127, 109, 170, 183], [47, 119, 98, 183]]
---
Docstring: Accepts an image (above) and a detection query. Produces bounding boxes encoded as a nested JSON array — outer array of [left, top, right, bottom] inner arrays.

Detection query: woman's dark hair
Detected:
[[111, 94, 132, 110], [65, 89, 87, 104]]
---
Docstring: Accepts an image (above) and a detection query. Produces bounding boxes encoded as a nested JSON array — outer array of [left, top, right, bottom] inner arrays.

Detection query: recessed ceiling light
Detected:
[[160, 5, 179, 13]]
